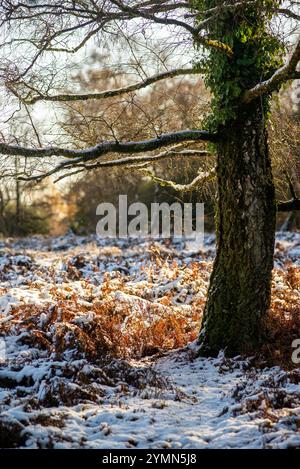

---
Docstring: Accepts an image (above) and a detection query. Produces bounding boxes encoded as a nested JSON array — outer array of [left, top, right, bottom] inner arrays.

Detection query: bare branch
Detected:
[[277, 199, 300, 212], [8, 68, 201, 105], [73, 148, 211, 170], [284, 170, 297, 201], [110, 0, 196, 34], [109, 0, 233, 56], [139, 167, 216, 193], [27, 147, 212, 183], [277, 170, 300, 212], [274, 7, 300, 21], [243, 38, 300, 103], [0, 129, 217, 162]]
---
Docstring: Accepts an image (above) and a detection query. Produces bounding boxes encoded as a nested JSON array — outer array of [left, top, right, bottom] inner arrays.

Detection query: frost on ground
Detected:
[[0, 232, 299, 449]]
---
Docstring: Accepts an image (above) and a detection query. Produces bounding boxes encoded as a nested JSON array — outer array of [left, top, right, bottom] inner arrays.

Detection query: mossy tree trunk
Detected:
[[199, 101, 276, 356]]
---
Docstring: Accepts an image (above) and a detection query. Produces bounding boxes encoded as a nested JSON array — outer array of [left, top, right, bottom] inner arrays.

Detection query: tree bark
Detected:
[[199, 101, 276, 356]]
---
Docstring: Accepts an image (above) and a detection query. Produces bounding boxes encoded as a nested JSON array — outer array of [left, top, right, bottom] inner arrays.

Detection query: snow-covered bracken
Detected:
[[0, 232, 299, 449]]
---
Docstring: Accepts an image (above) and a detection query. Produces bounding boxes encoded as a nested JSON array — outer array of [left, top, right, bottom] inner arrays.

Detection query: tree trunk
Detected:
[[199, 101, 276, 356]]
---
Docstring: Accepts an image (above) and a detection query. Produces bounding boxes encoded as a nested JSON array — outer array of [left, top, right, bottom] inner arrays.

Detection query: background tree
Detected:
[[0, 0, 299, 355], [63, 58, 214, 232], [0, 118, 60, 236]]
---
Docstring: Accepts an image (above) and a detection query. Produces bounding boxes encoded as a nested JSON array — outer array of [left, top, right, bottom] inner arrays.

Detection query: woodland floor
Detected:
[[0, 232, 299, 449]]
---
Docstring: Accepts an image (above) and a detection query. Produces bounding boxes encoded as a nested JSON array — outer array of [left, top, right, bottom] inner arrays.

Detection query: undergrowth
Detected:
[[0, 246, 299, 367]]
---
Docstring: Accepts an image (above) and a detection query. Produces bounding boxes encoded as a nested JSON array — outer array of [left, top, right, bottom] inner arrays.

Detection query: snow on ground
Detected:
[[0, 232, 299, 449]]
